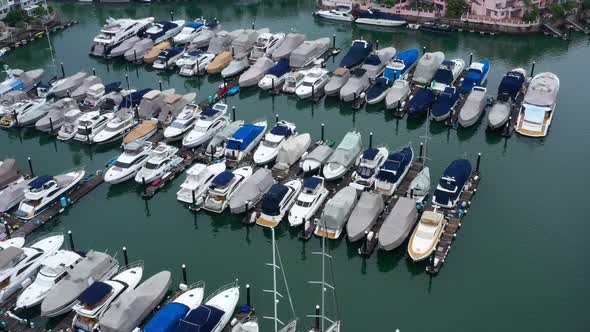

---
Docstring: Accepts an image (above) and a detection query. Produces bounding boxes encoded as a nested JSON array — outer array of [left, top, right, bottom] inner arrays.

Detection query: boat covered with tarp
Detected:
[[272, 33, 305, 61], [383, 48, 419, 81], [316, 186, 358, 239], [407, 87, 436, 117], [272, 133, 312, 172], [289, 37, 330, 68], [378, 197, 419, 251], [431, 86, 459, 121], [339, 40, 372, 69], [346, 191, 384, 242], [0, 159, 22, 190], [412, 52, 445, 85], [432, 159, 471, 208], [228, 168, 274, 214]]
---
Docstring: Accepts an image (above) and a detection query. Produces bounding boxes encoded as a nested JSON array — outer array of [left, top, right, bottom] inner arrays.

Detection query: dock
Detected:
[[141, 149, 198, 199], [0, 291, 75, 332]]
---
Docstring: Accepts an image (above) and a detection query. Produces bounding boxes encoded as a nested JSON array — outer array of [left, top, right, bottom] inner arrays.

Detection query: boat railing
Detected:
[[27, 231, 65, 246], [204, 279, 239, 302], [116, 260, 144, 274], [184, 280, 206, 291]]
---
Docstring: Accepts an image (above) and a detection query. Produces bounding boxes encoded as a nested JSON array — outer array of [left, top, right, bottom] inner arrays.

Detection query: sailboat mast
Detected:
[[43, 0, 58, 78], [321, 224, 326, 332], [272, 227, 278, 332]]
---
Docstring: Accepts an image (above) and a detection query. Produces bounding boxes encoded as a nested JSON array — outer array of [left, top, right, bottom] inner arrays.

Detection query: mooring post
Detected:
[[321, 123, 325, 142], [476, 153, 481, 174], [13, 110, 18, 126], [196, 59, 200, 74], [411, 188, 414, 198], [312, 84, 315, 99], [423, 46, 426, 54], [170, 11, 174, 21], [92, 67, 96, 76], [142, 177, 147, 195], [251, 22, 255, 29], [182, 264, 188, 284], [469, 53, 473, 66], [271, 78, 275, 91], [332, 34, 336, 49], [4, 222, 10, 238], [49, 117, 54, 134], [315, 305, 320, 329], [231, 47, 235, 57], [352, 92, 356, 109], [85, 125, 90, 144], [361, 230, 368, 253], [530, 61, 535, 77], [122, 246, 129, 265], [246, 284, 251, 306], [419, 142, 424, 160], [369, 132, 373, 148], [191, 190, 196, 205], [27, 157, 34, 176], [135, 108, 140, 122], [232, 106, 236, 121], [375, 40, 379, 50], [134, 49, 138, 63], [60, 62, 65, 78], [568, 26, 572, 40], [68, 230, 75, 251], [159, 80, 162, 91], [275, 114, 279, 123], [125, 74, 130, 90]]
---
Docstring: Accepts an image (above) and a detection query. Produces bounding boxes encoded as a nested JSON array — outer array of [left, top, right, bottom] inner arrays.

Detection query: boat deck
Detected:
[[141, 149, 198, 199]]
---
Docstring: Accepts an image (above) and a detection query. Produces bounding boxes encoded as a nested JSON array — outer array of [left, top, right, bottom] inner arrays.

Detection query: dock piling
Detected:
[[275, 114, 279, 123], [232, 106, 236, 121], [12, 110, 18, 126], [423, 46, 427, 54], [192, 190, 196, 205], [4, 222, 10, 238], [321, 123, 325, 141], [134, 108, 140, 122], [159, 80, 162, 91], [375, 40, 379, 50], [60, 62, 65, 78], [246, 284, 251, 306], [122, 246, 129, 265], [251, 22, 255, 29], [142, 177, 147, 195], [92, 68, 96, 76], [419, 142, 423, 160], [410, 189, 414, 198], [530, 61, 535, 77], [182, 264, 188, 284], [134, 49, 137, 63], [271, 78, 275, 91], [196, 59, 200, 74], [27, 157, 34, 176], [125, 74, 130, 90], [312, 84, 315, 99], [68, 230, 75, 251], [332, 34, 336, 49], [49, 117, 54, 134], [369, 132, 373, 148], [170, 11, 174, 21], [469, 53, 473, 66], [352, 92, 356, 109], [475, 153, 481, 174], [315, 305, 320, 329], [85, 125, 90, 144]]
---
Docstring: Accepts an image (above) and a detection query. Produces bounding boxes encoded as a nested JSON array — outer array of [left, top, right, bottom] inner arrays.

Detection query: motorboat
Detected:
[[350, 147, 388, 191], [365, 77, 393, 104], [124, 39, 154, 63], [228, 168, 274, 214], [106, 36, 141, 59], [324, 67, 350, 96], [174, 21, 207, 45], [98, 271, 172, 332], [314, 5, 354, 22], [288, 176, 329, 227], [516, 72, 559, 137], [408, 166, 430, 202], [419, 21, 457, 33], [339, 67, 370, 102], [178, 51, 216, 76], [323, 131, 362, 180], [301, 144, 333, 174], [14, 98, 48, 127], [14, 170, 86, 220], [15, 250, 82, 310], [295, 67, 330, 99], [121, 120, 155, 145], [355, 8, 407, 27], [205, 120, 243, 159], [431, 86, 459, 121], [93, 109, 138, 144], [407, 87, 436, 117], [153, 47, 185, 70], [253, 120, 296, 165], [357, 47, 396, 80], [230, 29, 262, 58], [0, 159, 22, 190], [145, 20, 185, 44], [271, 133, 311, 174], [339, 40, 373, 69], [137, 88, 175, 119], [378, 197, 419, 250], [206, 29, 240, 56], [239, 57, 274, 87], [0, 68, 44, 96], [255, 180, 302, 228], [134, 143, 182, 183], [182, 103, 228, 148], [271, 32, 304, 61], [47, 72, 89, 98], [174, 282, 239, 332], [202, 166, 253, 213], [282, 70, 306, 94], [222, 56, 250, 78], [90, 17, 154, 57], [374, 146, 414, 196], [225, 121, 268, 162], [488, 68, 526, 129], [158, 92, 197, 125], [72, 264, 144, 332], [497, 68, 527, 101], [143, 282, 206, 332], [458, 86, 487, 127], [0, 177, 35, 213], [36, 98, 79, 132], [346, 192, 385, 242], [432, 159, 472, 208], [383, 48, 420, 81], [315, 186, 359, 239], [71, 76, 102, 101], [89, 83, 125, 110], [289, 37, 330, 68], [407, 210, 446, 261], [57, 108, 83, 141], [431, 59, 465, 93], [163, 104, 201, 142], [249, 31, 285, 63], [258, 59, 291, 90], [0, 234, 64, 302], [177, 162, 226, 204], [0, 237, 24, 250], [104, 141, 154, 184], [207, 51, 233, 74], [144, 41, 172, 63], [73, 111, 115, 143], [189, 21, 222, 49], [176, 50, 204, 68], [0, 91, 28, 117], [459, 59, 490, 94], [41, 251, 119, 317], [412, 52, 445, 85]]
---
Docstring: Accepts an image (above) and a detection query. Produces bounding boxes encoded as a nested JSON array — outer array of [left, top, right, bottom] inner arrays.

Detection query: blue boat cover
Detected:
[[431, 86, 458, 118], [206, 21, 219, 28], [434, 159, 471, 206], [359, 8, 404, 21], [497, 71, 525, 100], [175, 305, 224, 332], [29, 175, 53, 189], [119, 88, 151, 109], [104, 81, 122, 94], [383, 48, 419, 81], [187, 50, 203, 57], [408, 88, 435, 117], [270, 125, 292, 137], [186, 22, 204, 29], [366, 77, 391, 101], [460, 59, 490, 94], [267, 59, 290, 77], [363, 54, 382, 66], [77, 281, 113, 305], [160, 48, 184, 59], [200, 107, 219, 118], [148, 21, 178, 41], [261, 184, 289, 216], [339, 40, 373, 69], [303, 177, 321, 190], [144, 303, 190, 332], [375, 147, 413, 183], [226, 123, 265, 151], [432, 69, 454, 86], [212, 171, 235, 187], [362, 147, 379, 160]]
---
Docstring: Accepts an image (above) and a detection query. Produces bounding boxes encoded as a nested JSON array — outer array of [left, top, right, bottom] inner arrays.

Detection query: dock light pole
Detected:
[[475, 153, 481, 174], [49, 117, 54, 134], [246, 284, 251, 306], [134, 49, 138, 63], [158, 80, 162, 91], [68, 230, 75, 251], [375, 40, 379, 50], [321, 123, 325, 142], [369, 132, 373, 148], [530, 62, 535, 77], [182, 264, 188, 284], [275, 114, 279, 123], [122, 246, 129, 265], [419, 142, 424, 160], [232, 106, 236, 121], [468, 53, 473, 66], [125, 74, 130, 90], [251, 22, 255, 29], [92, 68, 96, 76], [315, 305, 321, 330], [332, 34, 336, 49], [27, 157, 34, 176], [60, 62, 65, 78], [423, 46, 427, 54], [4, 222, 10, 238], [170, 11, 174, 21], [142, 177, 147, 195]]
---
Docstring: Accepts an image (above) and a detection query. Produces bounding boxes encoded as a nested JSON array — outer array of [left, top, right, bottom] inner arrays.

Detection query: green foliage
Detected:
[[523, 7, 540, 22], [381, 0, 398, 6], [446, 0, 466, 18], [31, 6, 48, 17], [549, 3, 565, 19], [583, 0, 590, 10], [3, 10, 24, 27]]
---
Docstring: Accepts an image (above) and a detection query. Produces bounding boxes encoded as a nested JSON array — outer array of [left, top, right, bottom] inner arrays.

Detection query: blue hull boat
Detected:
[[497, 69, 526, 100], [460, 59, 490, 94], [365, 77, 392, 104], [432, 159, 472, 208], [339, 40, 373, 69], [407, 87, 436, 117], [431, 86, 459, 121], [383, 48, 419, 81]]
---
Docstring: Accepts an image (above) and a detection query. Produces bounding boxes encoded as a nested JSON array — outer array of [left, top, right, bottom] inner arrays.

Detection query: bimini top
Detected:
[[362, 148, 379, 161], [77, 281, 113, 305], [29, 175, 53, 190], [144, 302, 190, 332], [261, 183, 290, 216], [226, 123, 265, 151], [498, 70, 525, 100], [119, 88, 152, 109], [267, 58, 290, 77], [376, 147, 413, 183], [176, 305, 225, 332], [211, 171, 235, 187], [303, 176, 321, 190], [270, 124, 293, 137]]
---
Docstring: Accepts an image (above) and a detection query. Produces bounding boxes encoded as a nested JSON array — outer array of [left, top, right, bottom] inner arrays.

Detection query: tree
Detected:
[[31, 6, 48, 17], [382, 0, 398, 6], [446, 0, 466, 18], [523, 7, 540, 22], [3, 10, 24, 27], [549, 3, 565, 19]]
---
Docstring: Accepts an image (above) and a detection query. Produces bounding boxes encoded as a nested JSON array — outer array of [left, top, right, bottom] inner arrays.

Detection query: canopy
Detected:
[[432, 68, 453, 85], [438, 159, 471, 192], [523, 72, 559, 107], [261, 184, 289, 216], [144, 303, 190, 332], [211, 171, 235, 187], [176, 305, 224, 332], [320, 186, 357, 230], [327, 132, 362, 167], [289, 38, 329, 68], [78, 281, 113, 305], [29, 175, 53, 189], [275, 133, 311, 167], [119, 88, 151, 109], [186, 22, 204, 29], [375, 147, 413, 184], [270, 124, 293, 137], [200, 107, 220, 118], [228, 168, 274, 213], [226, 123, 265, 151]]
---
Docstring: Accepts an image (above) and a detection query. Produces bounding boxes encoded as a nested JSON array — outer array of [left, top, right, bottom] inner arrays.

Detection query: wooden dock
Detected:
[[0, 290, 75, 332]]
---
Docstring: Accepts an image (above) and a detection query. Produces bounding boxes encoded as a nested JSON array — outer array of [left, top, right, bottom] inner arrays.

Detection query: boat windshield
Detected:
[[193, 122, 209, 132], [113, 160, 131, 168], [144, 162, 161, 170], [358, 166, 374, 178], [262, 139, 280, 148], [302, 81, 313, 87], [295, 199, 312, 208], [523, 104, 548, 124]]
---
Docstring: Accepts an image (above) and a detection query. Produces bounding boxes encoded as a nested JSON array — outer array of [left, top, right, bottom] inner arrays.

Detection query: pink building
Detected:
[[467, 0, 528, 19]]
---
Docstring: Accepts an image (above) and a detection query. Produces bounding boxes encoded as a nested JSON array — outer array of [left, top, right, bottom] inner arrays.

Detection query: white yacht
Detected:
[[90, 17, 155, 57], [104, 141, 154, 184], [225, 121, 268, 163], [295, 67, 330, 99], [163, 104, 200, 142], [249, 31, 285, 63], [253, 120, 297, 165], [145, 20, 186, 44], [173, 21, 206, 45], [82, 84, 106, 108], [15, 250, 82, 310], [202, 166, 253, 213], [177, 162, 226, 204], [73, 111, 115, 143], [282, 71, 306, 94], [515, 72, 560, 137], [178, 52, 215, 76], [57, 109, 83, 141], [176, 282, 239, 332], [255, 180, 302, 228], [350, 147, 388, 191], [182, 103, 228, 148], [92, 109, 138, 144], [14, 169, 86, 220], [134, 143, 182, 184], [0, 234, 64, 303], [314, 6, 355, 22], [407, 210, 446, 262], [288, 176, 329, 227], [0, 237, 25, 250]]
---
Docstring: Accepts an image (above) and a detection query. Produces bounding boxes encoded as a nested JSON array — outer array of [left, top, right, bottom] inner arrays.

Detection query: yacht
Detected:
[[182, 103, 229, 148], [432, 159, 472, 208], [256, 180, 302, 228], [288, 176, 329, 227], [71, 76, 102, 102], [90, 17, 155, 57], [0, 237, 24, 250], [300, 144, 334, 175], [0, 234, 64, 303], [350, 147, 388, 191], [36, 98, 80, 132], [515, 72, 560, 137], [153, 47, 185, 70], [295, 67, 330, 99], [249, 31, 285, 63], [365, 77, 393, 104], [374, 147, 414, 196], [123, 120, 158, 145], [323, 131, 363, 180], [15, 250, 82, 310], [222, 56, 250, 79], [253, 120, 297, 165], [104, 141, 154, 184], [282, 70, 306, 94], [355, 8, 406, 27], [47, 72, 89, 99], [14, 169, 86, 220], [143, 282, 206, 332], [202, 166, 253, 213], [73, 111, 115, 143], [228, 168, 274, 214], [173, 21, 207, 45], [238, 57, 274, 87], [57, 109, 83, 141], [0, 67, 44, 96], [385, 79, 411, 109], [145, 20, 186, 44], [189, 22, 221, 49], [178, 51, 215, 76], [177, 162, 226, 204], [106, 36, 141, 59], [92, 109, 138, 144], [164, 104, 200, 142], [225, 121, 268, 163], [431, 59, 466, 93], [0, 177, 35, 213], [158, 92, 197, 125], [407, 210, 447, 262], [14, 98, 48, 127], [258, 58, 291, 90], [289, 37, 330, 68], [314, 5, 354, 22], [205, 120, 244, 159], [134, 143, 182, 184], [488, 68, 526, 129]]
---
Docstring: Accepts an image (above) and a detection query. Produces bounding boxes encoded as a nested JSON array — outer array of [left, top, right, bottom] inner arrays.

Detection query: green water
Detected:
[[1, 1, 589, 331]]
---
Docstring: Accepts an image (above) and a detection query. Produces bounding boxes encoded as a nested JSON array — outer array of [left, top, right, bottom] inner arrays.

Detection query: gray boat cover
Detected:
[[320, 186, 358, 231], [324, 67, 350, 96], [339, 68, 370, 102], [408, 166, 430, 199], [385, 79, 410, 109], [231, 29, 260, 57], [0, 159, 21, 189], [289, 37, 330, 68], [157, 92, 196, 123], [98, 271, 172, 332], [5, 69, 43, 91], [274, 133, 312, 169], [487, 98, 512, 129], [459, 87, 487, 127], [50, 72, 88, 98], [109, 36, 141, 58], [222, 56, 250, 78], [412, 52, 445, 84], [326, 132, 362, 168], [138, 89, 173, 118], [124, 39, 154, 62], [239, 57, 275, 87], [272, 33, 305, 61], [36, 98, 79, 131], [523, 72, 559, 107], [0, 178, 30, 212], [1, 91, 28, 107], [302, 144, 333, 172], [0, 246, 23, 270], [228, 168, 274, 214], [361, 47, 396, 79], [71, 76, 102, 101], [207, 30, 233, 55], [378, 197, 418, 250], [207, 120, 244, 153], [346, 192, 384, 241]]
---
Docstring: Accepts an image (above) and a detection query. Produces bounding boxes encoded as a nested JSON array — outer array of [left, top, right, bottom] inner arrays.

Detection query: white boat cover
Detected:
[[303, 144, 333, 165], [274, 133, 312, 168], [346, 192, 384, 241], [413, 51, 445, 84], [488, 98, 512, 128], [523, 72, 559, 107], [231, 29, 259, 57], [289, 37, 330, 68], [409, 166, 430, 198], [239, 57, 275, 86], [320, 186, 358, 230], [378, 197, 419, 250], [459, 88, 487, 126], [228, 168, 274, 214], [207, 30, 232, 55], [361, 47, 396, 79], [0, 159, 21, 189], [272, 33, 305, 61], [385, 79, 410, 108], [326, 132, 362, 168]]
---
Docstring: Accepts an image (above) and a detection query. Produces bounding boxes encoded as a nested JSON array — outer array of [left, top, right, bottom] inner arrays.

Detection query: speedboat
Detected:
[[412, 51, 445, 85], [182, 103, 228, 148], [136, 88, 175, 119], [0, 67, 44, 96], [57, 109, 83, 141], [315, 186, 359, 239], [383, 48, 420, 81], [163, 104, 200, 142], [0, 177, 35, 213], [360, 47, 397, 79], [144, 41, 172, 64], [15, 250, 82, 310], [253, 120, 296, 165], [70, 76, 102, 102], [222, 56, 251, 78], [104, 141, 154, 184], [408, 210, 446, 261], [431, 86, 459, 121], [255, 180, 302, 228], [41, 251, 119, 317], [72, 264, 144, 332], [124, 119, 158, 144], [188, 21, 221, 49], [419, 21, 457, 33], [355, 8, 406, 27], [124, 38, 154, 63], [176, 50, 204, 68], [143, 282, 206, 332], [407, 87, 436, 117], [374, 146, 414, 196], [47, 72, 88, 99], [365, 77, 393, 104], [301, 144, 333, 174], [158, 92, 197, 125], [271, 32, 305, 61], [90, 84, 127, 111], [339, 67, 370, 102], [408, 166, 430, 202], [258, 59, 291, 90], [92, 109, 138, 144], [202, 166, 253, 213], [207, 51, 233, 74], [230, 28, 262, 58], [350, 147, 388, 191], [106, 36, 141, 59], [205, 120, 243, 159], [282, 70, 306, 94], [516, 72, 560, 137], [177, 162, 226, 204], [271, 133, 311, 174], [487, 68, 526, 130], [459, 59, 490, 94], [145, 20, 186, 44], [14, 170, 85, 220], [239, 57, 274, 87], [225, 121, 268, 163], [289, 37, 330, 68], [431, 59, 466, 93], [0, 91, 28, 117], [314, 5, 355, 22], [14, 98, 48, 127], [73, 111, 115, 143], [339, 40, 373, 69], [458, 86, 487, 127], [178, 51, 215, 76], [295, 67, 330, 99], [90, 17, 154, 57], [134, 143, 182, 183], [228, 168, 274, 214], [288, 176, 329, 227], [378, 197, 419, 250], [0, 234, 64, 303], [324, 67, 350, 96], [432, 159, 472, 208], [174, 21, 207, 45], [153, 47, 184, 70], [206, 29, 241, 55], [323, 131, 362, 180], [36, 98, 79, 132], [346, 192, 385, 242], [249, 31, 285, 63]]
